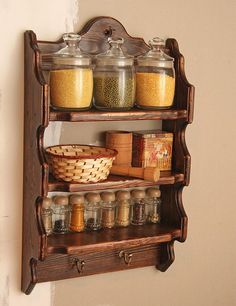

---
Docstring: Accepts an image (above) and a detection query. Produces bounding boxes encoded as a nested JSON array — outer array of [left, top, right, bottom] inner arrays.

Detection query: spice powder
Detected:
[[136, 72, 175, 108], [50, 68, 93, 109]]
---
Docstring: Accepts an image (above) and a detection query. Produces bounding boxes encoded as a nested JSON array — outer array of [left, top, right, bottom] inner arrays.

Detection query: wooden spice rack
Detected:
[[22, 16, 194, 294]]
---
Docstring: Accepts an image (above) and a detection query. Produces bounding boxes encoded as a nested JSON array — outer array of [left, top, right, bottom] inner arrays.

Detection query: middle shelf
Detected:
[[49, 108, 188, 122], [48, 172, 184, 192]]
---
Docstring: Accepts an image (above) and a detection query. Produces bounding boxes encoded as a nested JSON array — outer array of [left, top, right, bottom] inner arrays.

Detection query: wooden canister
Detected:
[[106, 131, 132, 166]]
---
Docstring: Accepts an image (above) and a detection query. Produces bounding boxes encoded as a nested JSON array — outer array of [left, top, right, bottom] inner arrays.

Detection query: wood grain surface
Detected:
[[22, 16, 194, 294]]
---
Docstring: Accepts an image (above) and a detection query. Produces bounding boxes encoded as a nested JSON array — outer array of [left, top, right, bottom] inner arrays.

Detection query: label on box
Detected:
[[132, 130, 173, 171]]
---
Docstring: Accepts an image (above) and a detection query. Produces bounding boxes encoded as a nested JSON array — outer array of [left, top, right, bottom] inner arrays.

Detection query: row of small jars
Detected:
[[41, 188, 161, 235], [45, 34, 175, 111]]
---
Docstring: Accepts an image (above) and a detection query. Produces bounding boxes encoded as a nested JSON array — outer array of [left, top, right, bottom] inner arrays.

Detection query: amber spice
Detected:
[[69, 195, 85, 232]]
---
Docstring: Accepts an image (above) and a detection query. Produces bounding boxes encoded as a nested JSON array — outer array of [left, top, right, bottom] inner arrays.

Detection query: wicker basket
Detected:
[[45, 145, 117, 183]]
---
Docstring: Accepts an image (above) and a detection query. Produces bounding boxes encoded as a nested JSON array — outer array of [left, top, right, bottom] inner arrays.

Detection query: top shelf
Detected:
[[49, 108, 188, 122]]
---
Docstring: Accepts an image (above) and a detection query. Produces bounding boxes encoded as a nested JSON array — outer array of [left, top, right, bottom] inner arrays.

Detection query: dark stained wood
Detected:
[[36, 198, 48, 260], [49, 108, 188, 122], [22, 31, 48, 295], [47, 224, 181, 255], [166, 38, 195, 119], [38, 16, 149, 57], [22, 16, 194, 294], [160, 184, 187, 242], [36, 245, 159, 283], [48, 172, 185, 192], [158, 241, 175, 272], [162, 39, 194, 186]]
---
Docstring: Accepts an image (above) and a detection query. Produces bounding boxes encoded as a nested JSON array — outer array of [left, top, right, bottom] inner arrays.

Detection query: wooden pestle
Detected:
[[110, 165, 160, 182]]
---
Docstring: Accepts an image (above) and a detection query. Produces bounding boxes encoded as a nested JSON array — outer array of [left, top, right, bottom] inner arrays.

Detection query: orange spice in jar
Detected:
[[69, 194, 85, 232]]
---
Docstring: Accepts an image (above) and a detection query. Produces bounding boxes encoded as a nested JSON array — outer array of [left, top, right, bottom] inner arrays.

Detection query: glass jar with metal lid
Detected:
[[52, 195, 70, 234], [85, 193, 102, 231], [48, 33, 93, 110], [131, 189, 147, 225], [100, 192, 116, 228], [93, 37, 135, 110], [146, 188, 161, 224], [69, 194, 85, 232], [135, 37, 175, 109]]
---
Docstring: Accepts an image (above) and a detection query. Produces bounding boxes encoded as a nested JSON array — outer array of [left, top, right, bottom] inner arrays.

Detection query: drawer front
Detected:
[[37, 244, 160, 283]]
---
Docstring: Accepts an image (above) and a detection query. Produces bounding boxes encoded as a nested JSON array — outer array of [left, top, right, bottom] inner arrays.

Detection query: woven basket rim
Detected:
[[45, 144, 118, 160]]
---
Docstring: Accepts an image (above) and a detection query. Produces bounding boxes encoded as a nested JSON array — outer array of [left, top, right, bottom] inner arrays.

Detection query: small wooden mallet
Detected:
[[110, 165, 160, 182]]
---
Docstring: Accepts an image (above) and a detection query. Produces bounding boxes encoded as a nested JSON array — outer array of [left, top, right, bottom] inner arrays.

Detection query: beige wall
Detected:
[[54, 1, 236, 306], [0, 0, 236, 306], [0, 1, 77, 305]]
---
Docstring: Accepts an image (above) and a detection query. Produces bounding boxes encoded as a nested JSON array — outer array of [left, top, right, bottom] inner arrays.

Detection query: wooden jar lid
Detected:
[[42, 197, 52, 208], [85, 192, 101, 203], [54, 196, 69, 206], [131, 189, 146, 199], [101, 192, 115, 202], [70, 194, 85, 205], [146, 188, 161, 198], [116, 190, 131, 200]]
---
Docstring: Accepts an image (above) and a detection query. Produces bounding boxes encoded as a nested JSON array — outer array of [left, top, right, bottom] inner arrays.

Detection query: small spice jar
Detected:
[[85, 193, 101, 231], [131, 189, 146, 225], [41, 197, 53, 235], [116, 190, 131, 227], [48, 33, 93, 110], [52, 196, 70, 234], [100, 192, 116, 228], [93, 37, 135, 111], [136, 37, 175, 109], [69, 194, 85, 232], [146, 188, 161, 224]]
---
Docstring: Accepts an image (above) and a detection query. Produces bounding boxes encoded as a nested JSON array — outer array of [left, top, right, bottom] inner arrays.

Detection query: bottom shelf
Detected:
[[26, 225, 181, 293], [37, 244, 161, 283], [47, 224, 181, 255]]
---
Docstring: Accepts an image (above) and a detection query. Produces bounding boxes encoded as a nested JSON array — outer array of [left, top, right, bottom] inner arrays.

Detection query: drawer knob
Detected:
[[119, 250, 133, 265]]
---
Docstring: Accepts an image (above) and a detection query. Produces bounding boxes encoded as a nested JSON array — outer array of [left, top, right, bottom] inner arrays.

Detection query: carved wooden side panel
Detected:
[[22, 31, 49, 294], [158, 39, 194, 270]]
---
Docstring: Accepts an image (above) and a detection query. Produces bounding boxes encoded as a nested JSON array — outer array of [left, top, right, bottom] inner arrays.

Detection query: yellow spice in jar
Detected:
[[50, 68, 93, 109], [136, 72, 175, 108]]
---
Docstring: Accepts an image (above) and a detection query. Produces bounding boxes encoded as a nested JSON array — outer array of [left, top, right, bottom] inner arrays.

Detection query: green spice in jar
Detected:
[[93, 72, 135, 109]]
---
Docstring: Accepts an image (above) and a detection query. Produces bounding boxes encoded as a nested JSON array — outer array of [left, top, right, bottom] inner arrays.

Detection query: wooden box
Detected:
[[132, 130, 173, 170]]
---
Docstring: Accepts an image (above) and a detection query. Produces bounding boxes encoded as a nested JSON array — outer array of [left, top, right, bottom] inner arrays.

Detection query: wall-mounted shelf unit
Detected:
[[22, 16, 194, 294]]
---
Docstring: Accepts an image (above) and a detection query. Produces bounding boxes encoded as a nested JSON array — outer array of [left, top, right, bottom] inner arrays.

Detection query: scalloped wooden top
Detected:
[[38, 16, 150, 56]]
